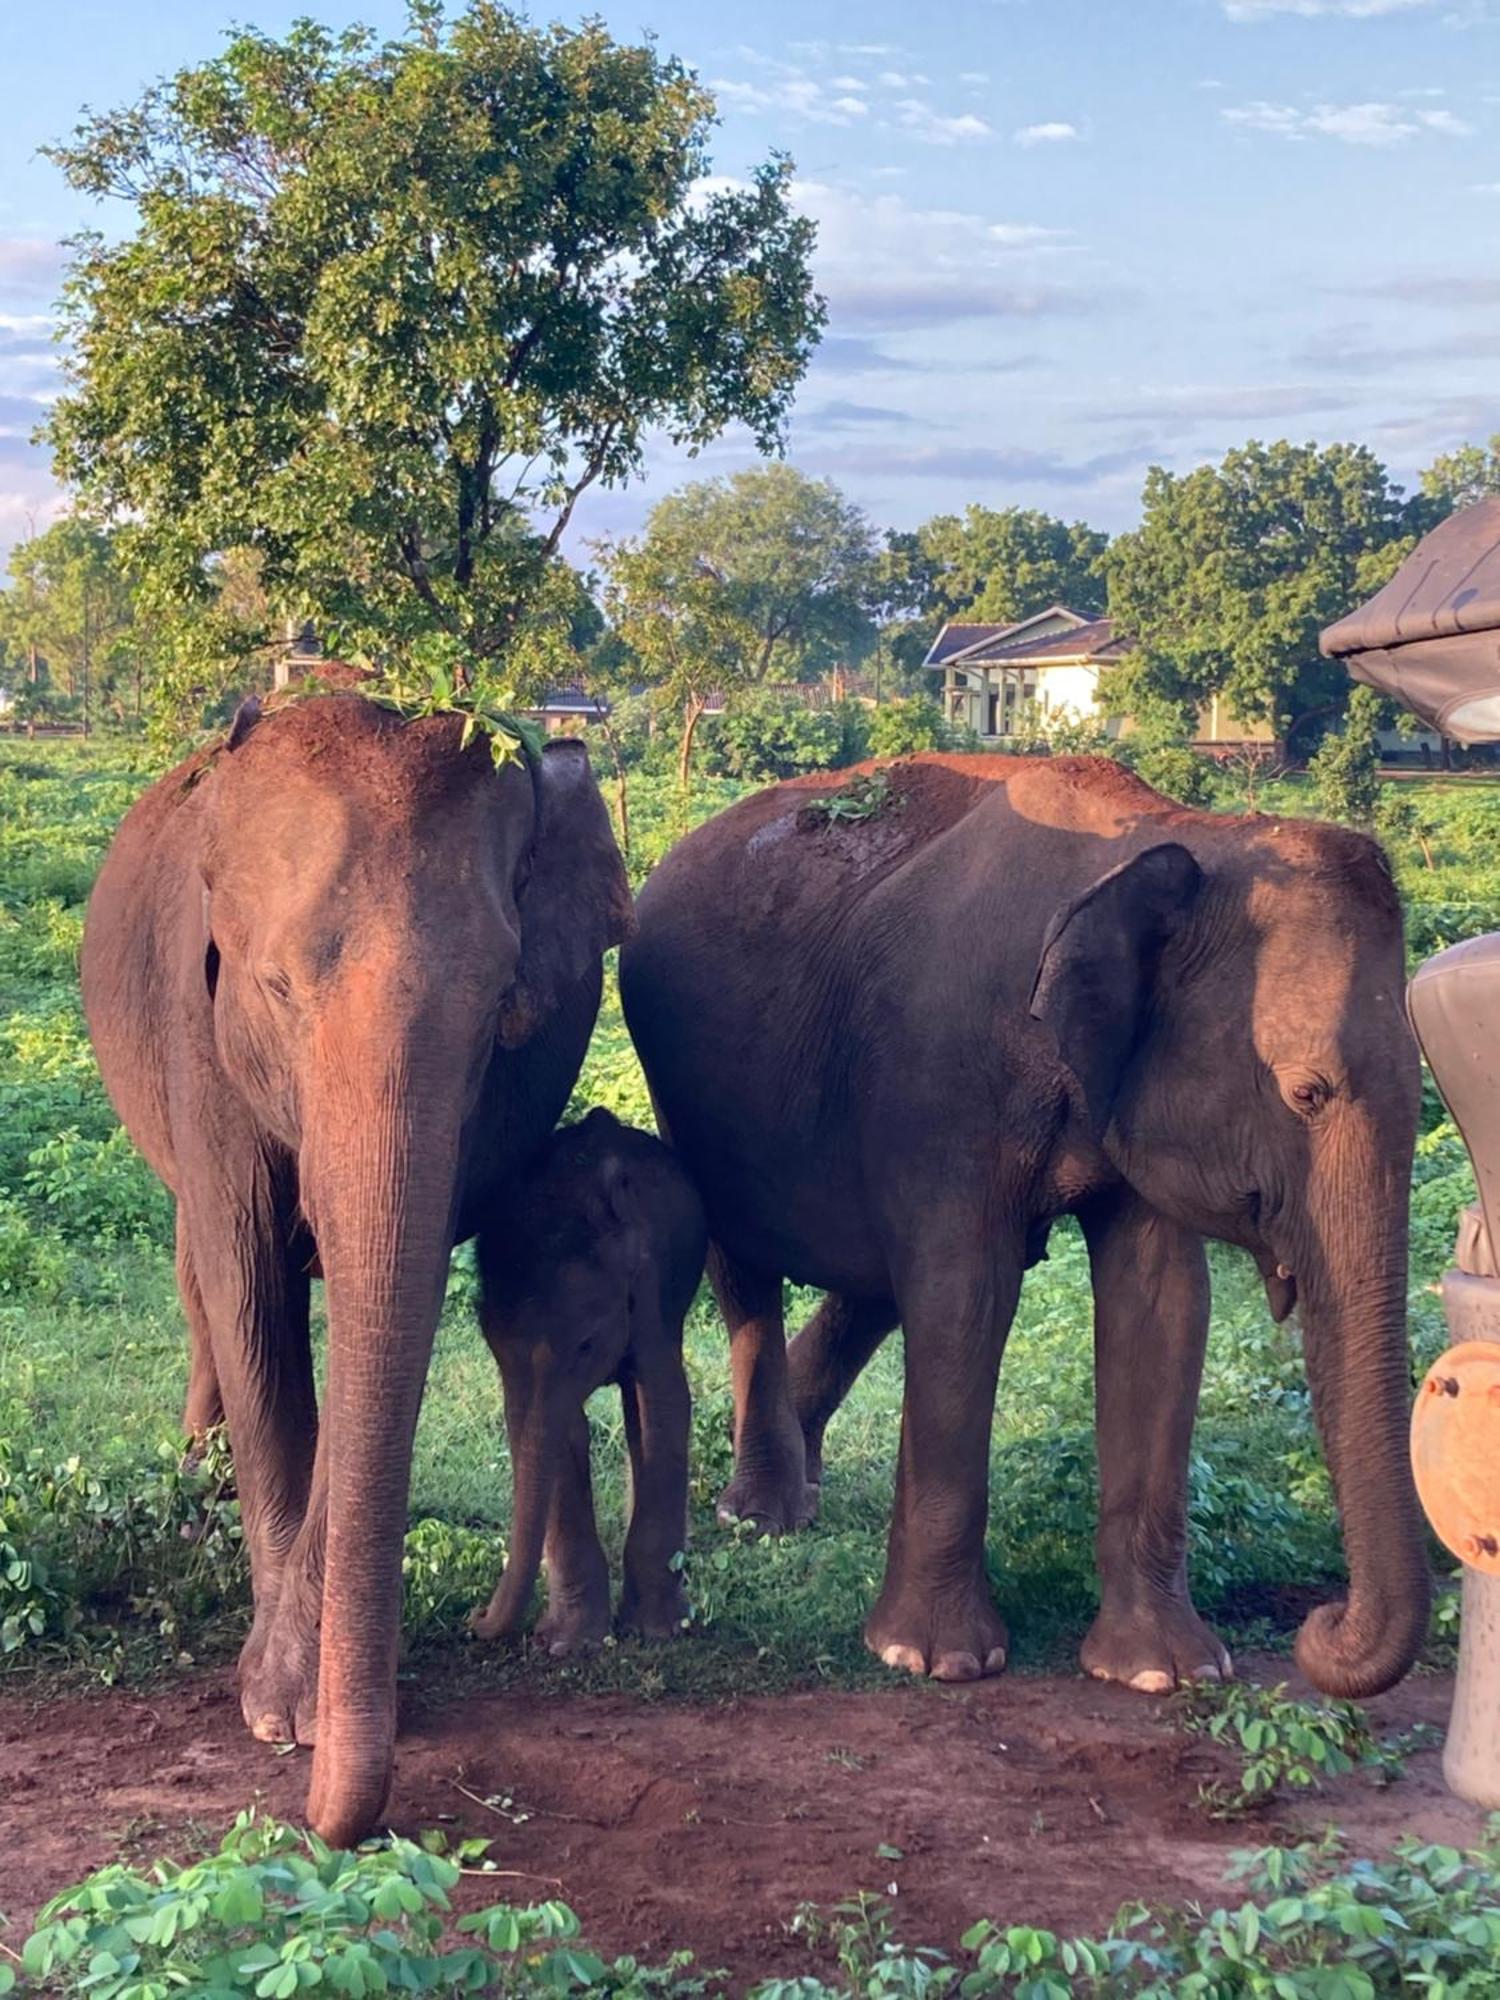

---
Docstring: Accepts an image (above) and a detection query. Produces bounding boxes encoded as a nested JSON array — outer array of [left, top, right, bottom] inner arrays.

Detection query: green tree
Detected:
[[1309, 683, 1385, 825], [0, 519, 139, 734], [1421, 434, 1500, 513], [598, 464, 876, 783], [45, 3, 823, 735], [705, 685, 868, 781], [1104, 441, 1413, 748], [917, 505, 1108, 625]]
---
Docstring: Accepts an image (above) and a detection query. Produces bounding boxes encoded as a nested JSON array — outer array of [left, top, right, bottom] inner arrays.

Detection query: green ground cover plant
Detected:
[[18, 1813, 1500, 1998]]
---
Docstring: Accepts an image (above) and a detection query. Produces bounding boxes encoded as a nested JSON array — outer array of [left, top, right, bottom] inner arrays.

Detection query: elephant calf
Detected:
[[471, 1109, 707, 1653]]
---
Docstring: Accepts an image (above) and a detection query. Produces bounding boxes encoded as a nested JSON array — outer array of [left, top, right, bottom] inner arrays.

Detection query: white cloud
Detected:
[[1223, 98, 1473, 143], [959, 69, 991, 85], [828, 74, 867, 91], [710, 73, 871, 125], [1472, 179, 1500, 190], [892, 100, 994, 144], [783, 179, 1098, 332], [1014, 121, 1082, 145], [1224, 0, 1434, 17], [987, 222, 1070, 244]]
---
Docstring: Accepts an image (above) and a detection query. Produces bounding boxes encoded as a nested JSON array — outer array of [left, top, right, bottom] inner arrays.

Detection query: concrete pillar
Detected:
[[1408, 936, 1500, 1806]]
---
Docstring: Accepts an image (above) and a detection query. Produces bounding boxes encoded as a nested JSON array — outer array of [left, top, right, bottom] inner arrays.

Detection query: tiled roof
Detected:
[[928, 615, 1128, 669], [925, 622, 1016, 665]]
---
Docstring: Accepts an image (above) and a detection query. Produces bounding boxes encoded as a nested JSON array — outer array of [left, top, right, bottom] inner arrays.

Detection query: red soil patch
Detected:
[[0, 1661, 1479, 1988]]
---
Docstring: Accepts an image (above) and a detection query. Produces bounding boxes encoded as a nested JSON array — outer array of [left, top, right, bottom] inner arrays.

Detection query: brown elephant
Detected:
[[470, 1107, 706, 1652], [81, 694, 631, 1844], [619, 753, 1428, 1698]]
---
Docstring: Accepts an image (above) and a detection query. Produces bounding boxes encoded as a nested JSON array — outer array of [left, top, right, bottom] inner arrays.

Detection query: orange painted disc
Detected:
[[1411, 1342, 1500, 1573]]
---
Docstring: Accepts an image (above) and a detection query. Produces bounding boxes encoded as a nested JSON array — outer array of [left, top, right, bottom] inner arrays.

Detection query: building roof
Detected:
[[924, 608, 1128, 672]]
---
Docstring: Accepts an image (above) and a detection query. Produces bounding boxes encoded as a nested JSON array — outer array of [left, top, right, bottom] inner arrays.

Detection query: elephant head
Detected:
[[471, 1110, 647, 1642], [1030, 823, 1427, 1699], [199, 696, 630, 1840]]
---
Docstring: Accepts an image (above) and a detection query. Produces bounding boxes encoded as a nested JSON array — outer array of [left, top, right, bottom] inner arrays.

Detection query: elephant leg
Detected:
[[179, 1194, 316, 1741], [1078, 1187, 1231, 1692], [787, 1292, 900, 1489], [618, 1352, 691, 1639], [534, 1405, 611, 1656], [864, 1246, 1018, 1682], [177, 1212, 225, 1445], [708, 1244, 815, 1533]]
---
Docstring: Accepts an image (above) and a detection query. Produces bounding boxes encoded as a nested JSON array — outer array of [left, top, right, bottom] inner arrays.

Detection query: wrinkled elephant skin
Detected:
[[81, 695, 631, 1844], [620, 754, 1427, 1701]]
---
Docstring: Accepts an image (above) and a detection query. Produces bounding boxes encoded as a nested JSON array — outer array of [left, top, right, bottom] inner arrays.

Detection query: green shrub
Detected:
[[1131, 743, 1213, 805], [868, 695, 947, 756], [1309, 686, 1383, 826], [0, 1195, 69, 1302], [1179, 1680, 1425, 1817], [21, 1811, 709, 1999], [24, 1125, 174, 1247], [704, 690, 869, 781]]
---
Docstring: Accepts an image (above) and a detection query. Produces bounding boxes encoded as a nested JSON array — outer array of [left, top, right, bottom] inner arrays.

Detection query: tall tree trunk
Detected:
[[678, 697, 705, 791]]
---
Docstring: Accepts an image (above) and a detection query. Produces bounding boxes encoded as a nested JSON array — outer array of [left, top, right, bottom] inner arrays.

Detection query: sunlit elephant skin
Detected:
[[81, 695, 631, 1845], [620, 753, 1427, 1700], [471, 1108, 706, 1653]]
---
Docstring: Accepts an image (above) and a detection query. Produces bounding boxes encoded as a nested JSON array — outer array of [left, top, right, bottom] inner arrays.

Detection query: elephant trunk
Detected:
[[471, 1357, 556, 1641], [1290, 1116, 1430, 1700], [301, 1066, 464, 1848]]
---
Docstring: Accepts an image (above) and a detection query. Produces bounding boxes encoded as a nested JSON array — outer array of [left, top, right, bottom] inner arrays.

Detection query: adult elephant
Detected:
[[82, 694, 631, 1844], [620, 753, 1427, 1700]]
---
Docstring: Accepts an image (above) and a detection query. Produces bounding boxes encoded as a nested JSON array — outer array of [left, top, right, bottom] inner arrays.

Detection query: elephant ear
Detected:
[[1028, 841, 1203, 1131], [498, 740, 633, 1047]]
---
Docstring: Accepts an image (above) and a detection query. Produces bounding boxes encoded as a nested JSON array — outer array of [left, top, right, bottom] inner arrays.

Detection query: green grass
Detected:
[[0, 739, 1490, 1697]]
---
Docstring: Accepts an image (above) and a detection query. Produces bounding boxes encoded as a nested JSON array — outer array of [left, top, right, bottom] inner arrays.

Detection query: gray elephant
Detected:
[[81, 694, 631, 1844], [470, 1107, 706, 1652], [620, 753, 1428, 1699]]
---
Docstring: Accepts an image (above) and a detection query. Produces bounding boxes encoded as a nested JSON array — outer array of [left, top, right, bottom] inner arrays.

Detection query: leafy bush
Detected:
[[1179, 1681, 1424, 1818], [704, 689, 870, 781], [868, 696, 947, 756], [769, 1831, 1500, 1997], [25, 1124, 173, 1247], [1130, 743, 1213, 806], [21, 1811, 709, 1999], [0, 1195, 69, 1302], [1309, 686, 1383, 826]]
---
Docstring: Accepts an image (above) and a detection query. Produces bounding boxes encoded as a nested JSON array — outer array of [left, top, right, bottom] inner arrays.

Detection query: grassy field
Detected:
[[0, 737, 1495, 1697]]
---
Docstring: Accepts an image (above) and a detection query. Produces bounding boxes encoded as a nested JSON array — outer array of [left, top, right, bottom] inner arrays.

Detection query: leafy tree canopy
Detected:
[[598, 463, 876, 781], [1, 518, 138, 731], [1103, 440, 1415, 741], [45, 1, 824, 729], [1421, 433, 1500, 514], [917, 505, 1108, 625]]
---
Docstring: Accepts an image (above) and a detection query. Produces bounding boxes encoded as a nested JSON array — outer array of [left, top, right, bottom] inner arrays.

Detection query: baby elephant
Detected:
[[472, 1108, 706, 1654]]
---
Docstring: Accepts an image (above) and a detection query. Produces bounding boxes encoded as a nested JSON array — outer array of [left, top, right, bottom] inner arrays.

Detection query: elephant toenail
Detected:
[[931, 1651, 982, 1682], [1190, 1662, 1223, 1682], [880, 1643, 926, 1675], [1128, 1669, 1174, 1694], [251, 1713, 293, 1744], [984, 1646, 1008, 1674]]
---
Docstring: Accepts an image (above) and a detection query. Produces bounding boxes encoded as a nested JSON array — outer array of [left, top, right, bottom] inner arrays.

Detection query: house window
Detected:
[[986, 689, 999, 735]]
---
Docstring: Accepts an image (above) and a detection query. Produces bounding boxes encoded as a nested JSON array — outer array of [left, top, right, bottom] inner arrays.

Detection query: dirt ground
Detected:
[[0, 1657, 1482, 1987]]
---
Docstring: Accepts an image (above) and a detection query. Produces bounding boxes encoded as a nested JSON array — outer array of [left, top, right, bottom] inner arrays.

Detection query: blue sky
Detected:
[[3, 0, 1499, 561]]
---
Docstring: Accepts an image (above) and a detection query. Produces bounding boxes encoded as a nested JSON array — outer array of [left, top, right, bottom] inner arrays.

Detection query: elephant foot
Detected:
[[617, 1576, 691, 1641], [1081, 1599, 1232, 1694], [533, 1592, 611, 1659], [864, 1582, 1009, 1683], [238, 1616, 320, 1744], [716, 1459, 817, 1535]]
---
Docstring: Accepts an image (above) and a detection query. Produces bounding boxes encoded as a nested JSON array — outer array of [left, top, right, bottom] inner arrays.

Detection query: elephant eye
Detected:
[[1284, 1073, 1332, 1116], [262, 967, 293, 1005]]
